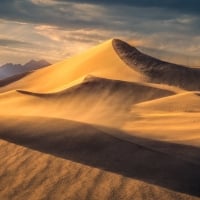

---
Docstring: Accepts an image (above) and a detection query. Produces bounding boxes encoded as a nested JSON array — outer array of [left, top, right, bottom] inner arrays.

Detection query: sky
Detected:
[[0, 0, 200, 66]]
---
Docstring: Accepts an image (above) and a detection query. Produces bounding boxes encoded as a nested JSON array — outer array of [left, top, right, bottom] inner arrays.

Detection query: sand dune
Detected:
[[1, 140, 198, 200], [0, 76, 175, 127], [135, 91, 200, 112], [0, 39, 143, 93], [123, 92, 200, 147], [0, 38, 200, 199], [0, 116, 200, 200]]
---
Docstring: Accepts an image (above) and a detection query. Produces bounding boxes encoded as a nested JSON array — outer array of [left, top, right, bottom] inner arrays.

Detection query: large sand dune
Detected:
[[0, 39, 143, 93], [0, 39, 200, 200]]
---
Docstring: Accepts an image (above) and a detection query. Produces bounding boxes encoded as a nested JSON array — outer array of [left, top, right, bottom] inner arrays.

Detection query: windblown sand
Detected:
[[0, 39, 200, 200]]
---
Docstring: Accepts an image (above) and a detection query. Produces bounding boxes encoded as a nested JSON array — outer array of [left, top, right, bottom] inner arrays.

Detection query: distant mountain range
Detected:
[[0, 59, 50, 80]]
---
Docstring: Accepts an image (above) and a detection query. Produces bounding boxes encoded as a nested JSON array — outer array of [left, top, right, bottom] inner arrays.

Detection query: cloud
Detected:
[[34, 25, 114, 57], [0, 0, 199, 33], [0, 0, 108, 29], [57, 0, 200, 15], [0, 38, 32, 48], [138, 46, 200, 67], [31, 0, 57, 5], [0, 0, 199, 66], [0, 0, 199, 37], [35, 25, 110, 43]]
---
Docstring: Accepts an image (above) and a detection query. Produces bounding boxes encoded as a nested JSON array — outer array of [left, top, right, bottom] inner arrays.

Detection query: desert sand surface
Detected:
[[0, 39, 200, 200]]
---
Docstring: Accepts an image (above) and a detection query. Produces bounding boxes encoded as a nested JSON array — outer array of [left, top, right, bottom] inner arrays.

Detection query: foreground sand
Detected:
[[1, 141, 198, 200], [0, 116, 200, 200], [0, 39, 200, 199]]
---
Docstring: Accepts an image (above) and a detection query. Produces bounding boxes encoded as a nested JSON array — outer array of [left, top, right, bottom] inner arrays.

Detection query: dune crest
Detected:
[[0, 39, 144, 93]]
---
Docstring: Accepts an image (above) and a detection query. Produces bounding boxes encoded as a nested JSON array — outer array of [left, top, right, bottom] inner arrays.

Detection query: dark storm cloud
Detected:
[[59, 0, 200, 15], [0, 0, 200, 65], [0, 0, 107, 29], [0, 0, 199, 30], [0, 0, 199, 39]]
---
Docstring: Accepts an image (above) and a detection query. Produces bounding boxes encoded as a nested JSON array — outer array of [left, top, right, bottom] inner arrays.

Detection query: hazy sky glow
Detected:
[[0, 0, 200, 65]]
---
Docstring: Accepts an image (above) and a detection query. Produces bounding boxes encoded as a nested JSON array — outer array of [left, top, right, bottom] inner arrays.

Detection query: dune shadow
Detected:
[[113, 39, 200, 91], [0, 116, 200, 197]]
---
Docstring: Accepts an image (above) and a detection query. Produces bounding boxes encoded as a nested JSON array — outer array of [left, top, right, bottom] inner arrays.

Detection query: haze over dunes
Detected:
[[0, 39, 200, 200]]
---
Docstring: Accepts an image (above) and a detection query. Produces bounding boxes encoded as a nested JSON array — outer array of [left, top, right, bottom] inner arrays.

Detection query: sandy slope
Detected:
[[1, 141, 198, 200], [0, 116, 200, 200], [0, 39, 143, 93], [0, 39, 200, 199], [134, 92, 200, 112], [122, 91, 200, 147], [0, 76, 175, 127]]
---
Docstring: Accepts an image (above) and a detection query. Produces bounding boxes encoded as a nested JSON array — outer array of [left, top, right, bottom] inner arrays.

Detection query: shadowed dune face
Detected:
[[0, 116, 200, 198], [113, 39, 200, 91]]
